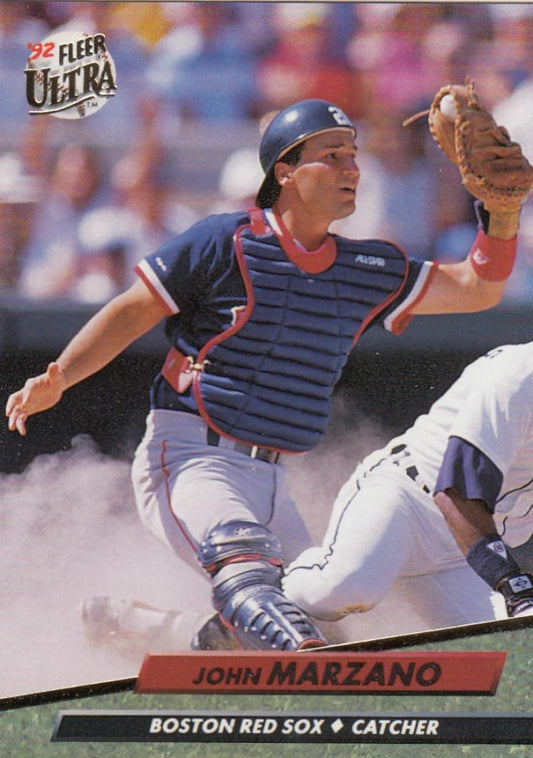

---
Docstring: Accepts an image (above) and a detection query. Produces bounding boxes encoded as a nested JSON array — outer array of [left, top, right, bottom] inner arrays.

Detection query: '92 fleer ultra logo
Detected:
[[25, 30, 117, 119]]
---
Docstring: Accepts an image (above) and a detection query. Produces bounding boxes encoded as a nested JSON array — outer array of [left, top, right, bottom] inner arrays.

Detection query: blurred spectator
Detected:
[[420, 18, 473, 92], [74, 205, 137, 303], [487, 4, 533, 89], [105, 1, 173, 48], [426, 149, 475, 264], [256, 3, 361, 118], [0, 153, 42, 291], [347, 4, 447, 119], [491, 17, 533, 302], [326, 2, 359, 62], [2, 1, 533, 306], [47, 1, 171, 46], [74, 144, 199, 303], [145, 3, 258, 122], [492, 33, 533, 163], [144, 2, 206, 97], [17, 143, 110, 300], [210, 146, 264, 214], [446, 2, 494, 42], [228, 1, 278, 58], [501, 210, 533, 304], [464, 47, 515, 113]]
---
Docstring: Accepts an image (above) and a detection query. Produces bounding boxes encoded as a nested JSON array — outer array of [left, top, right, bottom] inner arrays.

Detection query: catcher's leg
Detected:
[[194, 520, 327, 651]]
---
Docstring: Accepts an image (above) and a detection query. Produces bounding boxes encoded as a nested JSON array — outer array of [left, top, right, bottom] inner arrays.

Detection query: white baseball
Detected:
[[439, 94, 458, 121]]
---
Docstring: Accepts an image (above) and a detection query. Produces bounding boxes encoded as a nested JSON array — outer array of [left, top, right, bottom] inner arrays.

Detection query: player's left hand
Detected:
[[5, 362, 67, 436], [405, 79, 533, 238]]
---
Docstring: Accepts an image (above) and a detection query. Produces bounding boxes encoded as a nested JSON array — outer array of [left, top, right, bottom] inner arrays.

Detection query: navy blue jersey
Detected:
[[136, 208, 433, 449]]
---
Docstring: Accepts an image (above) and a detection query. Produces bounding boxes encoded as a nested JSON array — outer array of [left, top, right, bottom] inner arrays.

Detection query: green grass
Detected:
[[1, 626, 531, 758]]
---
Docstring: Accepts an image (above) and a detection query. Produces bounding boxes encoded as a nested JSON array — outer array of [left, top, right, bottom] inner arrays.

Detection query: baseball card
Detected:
[[1, 1, 532, 756]]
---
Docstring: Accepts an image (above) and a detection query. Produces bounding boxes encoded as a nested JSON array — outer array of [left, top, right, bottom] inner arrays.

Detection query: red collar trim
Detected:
[[273, 208, 337, 274], [251, 207, 337, 274], [248, 206, 269, 236]]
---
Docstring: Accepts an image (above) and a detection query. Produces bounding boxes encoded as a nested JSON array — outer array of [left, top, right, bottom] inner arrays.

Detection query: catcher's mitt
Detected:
[[405, 80, 533, 237]]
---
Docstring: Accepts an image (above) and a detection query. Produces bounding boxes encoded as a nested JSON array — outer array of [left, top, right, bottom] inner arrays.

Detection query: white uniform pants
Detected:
[[283, 447, 502, 628]]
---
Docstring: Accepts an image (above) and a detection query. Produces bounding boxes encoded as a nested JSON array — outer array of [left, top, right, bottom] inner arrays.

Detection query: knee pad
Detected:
[[198, 520, 326, 651], [198, 519, 284, 576]]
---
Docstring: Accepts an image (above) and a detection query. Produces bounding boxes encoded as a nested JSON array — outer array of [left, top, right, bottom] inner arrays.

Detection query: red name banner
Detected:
[[135, 651, 506, 695]]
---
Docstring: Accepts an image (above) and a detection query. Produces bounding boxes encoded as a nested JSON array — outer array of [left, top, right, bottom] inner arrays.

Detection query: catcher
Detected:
[[5, 90, 533, 653]]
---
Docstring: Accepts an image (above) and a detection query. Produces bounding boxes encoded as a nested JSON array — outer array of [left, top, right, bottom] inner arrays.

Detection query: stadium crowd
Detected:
[[2, 1, 533, 302]]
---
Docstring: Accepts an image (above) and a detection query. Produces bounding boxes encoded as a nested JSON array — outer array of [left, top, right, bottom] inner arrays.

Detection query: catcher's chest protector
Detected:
[[194, 216, 409, 452]]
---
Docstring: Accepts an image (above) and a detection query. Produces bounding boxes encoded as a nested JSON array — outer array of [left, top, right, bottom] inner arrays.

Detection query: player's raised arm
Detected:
[[5, 279, 169, 436], [405, 80, 533, 315], [409, 217, 515, 314]]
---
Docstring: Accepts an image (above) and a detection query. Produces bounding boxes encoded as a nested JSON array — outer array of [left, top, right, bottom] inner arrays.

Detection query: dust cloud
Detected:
[[1, 407, 424, 700], [0, 434, 210, 699]]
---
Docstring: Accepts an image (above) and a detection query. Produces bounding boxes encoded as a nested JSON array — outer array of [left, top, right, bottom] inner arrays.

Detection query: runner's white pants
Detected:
[[283, 448, 503, 628]]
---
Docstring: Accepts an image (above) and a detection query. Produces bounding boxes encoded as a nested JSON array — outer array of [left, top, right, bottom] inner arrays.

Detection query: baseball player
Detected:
[[283, 342, 533, 627], [81, 342, 533, 655], [4, 99, 528, 652]]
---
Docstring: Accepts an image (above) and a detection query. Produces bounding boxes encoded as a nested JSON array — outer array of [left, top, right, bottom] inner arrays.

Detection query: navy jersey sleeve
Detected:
[[434, 436, 504, 512], [364, 256, 435, 335], [379, 258, 435, 334], [135, 213, 244, 313]]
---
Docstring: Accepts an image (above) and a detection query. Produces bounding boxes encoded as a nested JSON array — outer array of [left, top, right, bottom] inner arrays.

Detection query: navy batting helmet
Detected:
[[255, 99, 356, 208]]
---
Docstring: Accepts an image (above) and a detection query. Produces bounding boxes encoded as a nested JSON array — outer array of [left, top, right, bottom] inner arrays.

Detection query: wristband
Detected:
[[468, 230, 517, 281], [466, 533, 521, 588]]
